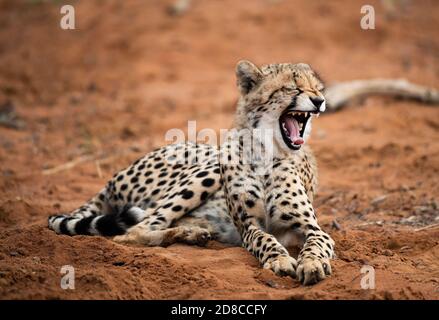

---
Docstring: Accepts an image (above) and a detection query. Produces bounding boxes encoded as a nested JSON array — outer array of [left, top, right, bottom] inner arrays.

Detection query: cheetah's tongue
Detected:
[[285, 117, 304, 145]]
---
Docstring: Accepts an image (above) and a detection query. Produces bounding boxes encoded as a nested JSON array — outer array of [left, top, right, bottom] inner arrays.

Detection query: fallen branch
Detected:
[[41, 141, 153, 176], [325, 79, 439, 112], [414, 223, 439, 232], [42, 155, 94, 175], [42, 153, 124, 176]]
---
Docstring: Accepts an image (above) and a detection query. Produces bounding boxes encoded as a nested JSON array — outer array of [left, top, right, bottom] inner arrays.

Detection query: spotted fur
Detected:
[[48, 60, 335, 285]]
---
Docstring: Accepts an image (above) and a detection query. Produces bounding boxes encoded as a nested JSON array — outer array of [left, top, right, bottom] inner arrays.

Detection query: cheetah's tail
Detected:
[[47, 188, 146, 236]]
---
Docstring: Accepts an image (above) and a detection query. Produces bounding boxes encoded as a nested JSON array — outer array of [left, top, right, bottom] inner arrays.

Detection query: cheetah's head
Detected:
[[235, 60, 325, 155]]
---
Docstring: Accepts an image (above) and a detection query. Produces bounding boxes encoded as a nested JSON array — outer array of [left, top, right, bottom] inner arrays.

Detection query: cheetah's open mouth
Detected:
[[279, 110, 315, 150]]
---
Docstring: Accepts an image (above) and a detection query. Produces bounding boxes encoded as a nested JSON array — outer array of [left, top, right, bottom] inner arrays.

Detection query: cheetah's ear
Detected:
[[236, 60, 263, 95]]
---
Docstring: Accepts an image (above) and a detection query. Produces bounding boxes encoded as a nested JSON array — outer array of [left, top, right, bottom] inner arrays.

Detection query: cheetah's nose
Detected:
[[310, 96, 326, 113], [310, 97, 324, 108]]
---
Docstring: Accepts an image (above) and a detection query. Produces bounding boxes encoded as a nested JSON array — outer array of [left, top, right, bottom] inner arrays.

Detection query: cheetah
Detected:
[[49, 60, 334, 285]]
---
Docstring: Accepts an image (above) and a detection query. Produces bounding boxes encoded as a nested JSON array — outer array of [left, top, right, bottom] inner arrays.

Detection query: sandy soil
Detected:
[[0, 0, 438, 299]]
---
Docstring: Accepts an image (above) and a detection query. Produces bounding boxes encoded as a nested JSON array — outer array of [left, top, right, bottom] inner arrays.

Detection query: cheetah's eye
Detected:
[[283, 87, 299, 94]]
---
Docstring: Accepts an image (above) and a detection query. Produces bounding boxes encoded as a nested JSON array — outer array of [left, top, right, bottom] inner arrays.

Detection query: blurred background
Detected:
[[0, 0, 438, 161], [0, 0, 438, 299]]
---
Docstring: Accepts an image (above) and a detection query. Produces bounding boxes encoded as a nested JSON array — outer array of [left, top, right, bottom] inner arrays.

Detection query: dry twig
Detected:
[[42, 155, 94, 175], [414, 223, 439, 232]]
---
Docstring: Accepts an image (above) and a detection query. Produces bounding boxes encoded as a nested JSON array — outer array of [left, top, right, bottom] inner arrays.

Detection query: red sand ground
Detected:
[[0, 0, 438, 299]]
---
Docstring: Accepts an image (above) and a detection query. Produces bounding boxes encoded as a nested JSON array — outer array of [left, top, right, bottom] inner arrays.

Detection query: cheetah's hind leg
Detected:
[[113, 224, 211, 247]]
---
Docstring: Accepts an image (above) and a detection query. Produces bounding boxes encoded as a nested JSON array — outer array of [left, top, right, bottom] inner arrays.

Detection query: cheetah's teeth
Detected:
[[287, 111, 310, 117]]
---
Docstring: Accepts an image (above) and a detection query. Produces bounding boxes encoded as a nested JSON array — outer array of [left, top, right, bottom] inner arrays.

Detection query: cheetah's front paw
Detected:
[[297, 257, 331, 285], [263, 255, 297, 277]]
